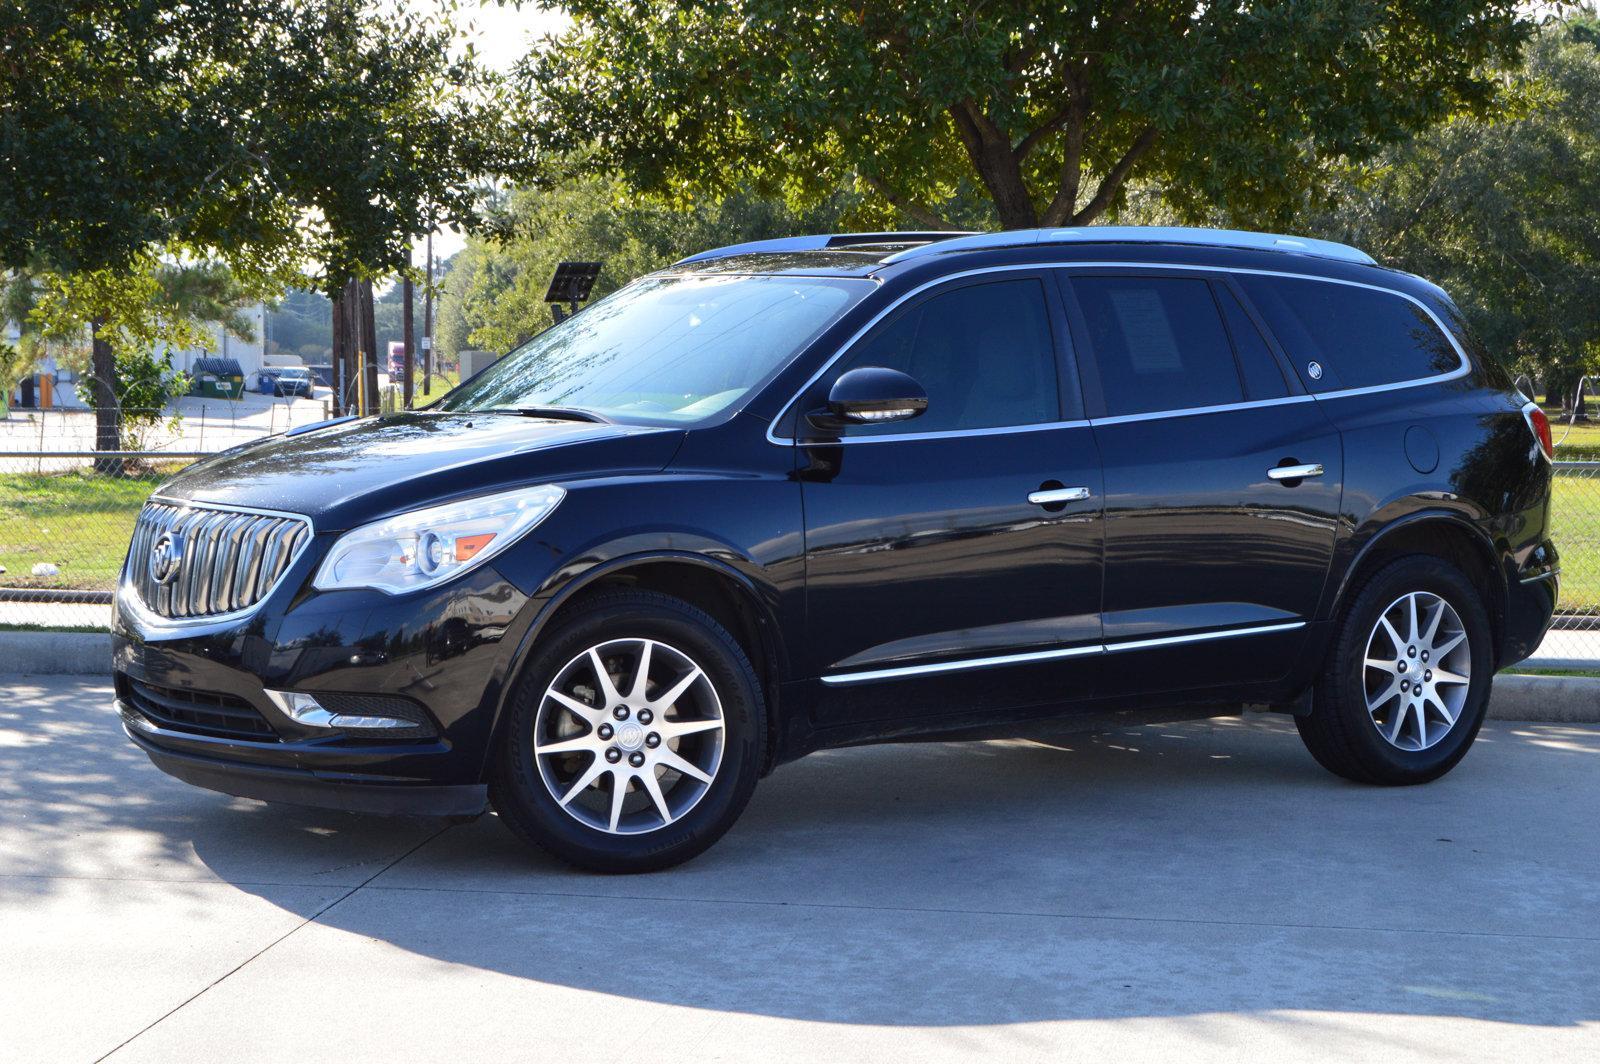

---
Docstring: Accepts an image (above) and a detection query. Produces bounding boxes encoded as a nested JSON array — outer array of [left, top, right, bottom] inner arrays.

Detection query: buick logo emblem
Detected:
[[149, 532, 185, 585]]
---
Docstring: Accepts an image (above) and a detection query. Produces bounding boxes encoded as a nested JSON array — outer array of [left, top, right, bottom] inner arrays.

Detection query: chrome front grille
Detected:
[[126, 500, 311, 620]]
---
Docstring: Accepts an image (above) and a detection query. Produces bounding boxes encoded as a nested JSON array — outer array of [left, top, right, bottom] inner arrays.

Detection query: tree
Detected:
[[18, 257, 264, 461], [520, 1, 1534, 232], [1318, 15, 1600, 413], [439, 176, 856, 358], [2, 0, 516, 289], [4, 0, 518, 451]]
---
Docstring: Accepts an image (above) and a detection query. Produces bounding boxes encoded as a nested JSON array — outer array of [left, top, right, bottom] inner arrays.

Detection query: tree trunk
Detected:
[[402, 277, 415, 410], [949, 102, 1039, 230], [89, 317, 122, 475]]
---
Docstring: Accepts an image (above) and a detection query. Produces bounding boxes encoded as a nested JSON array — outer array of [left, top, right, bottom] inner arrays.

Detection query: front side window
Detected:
[[1072, 276, 1242, 417], [1239, 275, 1462, 391], [441, 274, 870, 424], [830, 278, 1060, 435]]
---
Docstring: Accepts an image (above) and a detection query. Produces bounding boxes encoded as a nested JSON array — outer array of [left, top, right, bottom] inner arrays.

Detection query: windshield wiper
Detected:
[[492, 405, 612, 424]]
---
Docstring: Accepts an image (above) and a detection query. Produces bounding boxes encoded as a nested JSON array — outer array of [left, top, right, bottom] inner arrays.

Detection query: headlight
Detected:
[[313, 484, 564, 594]]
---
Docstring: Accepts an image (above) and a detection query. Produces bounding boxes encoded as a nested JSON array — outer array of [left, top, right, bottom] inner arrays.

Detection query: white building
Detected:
[[160, 302, 269, 377]]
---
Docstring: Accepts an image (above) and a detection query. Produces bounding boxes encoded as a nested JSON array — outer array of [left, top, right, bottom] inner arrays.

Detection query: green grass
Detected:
[[402, 365, 462, 406], [1552, 474, 1600, 612], [0, 466, 189, 592], [1537, 396, 1600, 459], [1552, 419, 1600, 460]]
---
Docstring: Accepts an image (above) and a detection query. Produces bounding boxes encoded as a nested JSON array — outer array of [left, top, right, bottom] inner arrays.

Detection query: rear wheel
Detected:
[[490, 590, 764, 872], [1297, 555, 1493, 785]]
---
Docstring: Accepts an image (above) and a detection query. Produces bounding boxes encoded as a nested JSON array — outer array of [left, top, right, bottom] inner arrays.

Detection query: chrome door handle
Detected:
[[1028, 486, 1091, 506], [1268, 463, 1324, 481]]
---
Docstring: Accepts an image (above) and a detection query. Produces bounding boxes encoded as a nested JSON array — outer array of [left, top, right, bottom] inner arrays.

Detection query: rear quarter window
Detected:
[[1239, 276, 1463, 392]]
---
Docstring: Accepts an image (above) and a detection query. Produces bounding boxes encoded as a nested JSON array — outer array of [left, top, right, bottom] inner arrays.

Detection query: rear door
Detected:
[[1060, 268, 1343, 695], [796, 272, 1105, 726]]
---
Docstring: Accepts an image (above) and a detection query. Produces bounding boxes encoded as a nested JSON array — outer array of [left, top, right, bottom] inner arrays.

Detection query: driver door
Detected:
[[795, 273, 1105, 727]]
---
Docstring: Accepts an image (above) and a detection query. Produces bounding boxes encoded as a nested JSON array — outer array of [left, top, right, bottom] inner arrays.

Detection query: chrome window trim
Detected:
[[117, 496, 315, 633], [820, 620, 1306, 685], [767, 262, 1472, 446]]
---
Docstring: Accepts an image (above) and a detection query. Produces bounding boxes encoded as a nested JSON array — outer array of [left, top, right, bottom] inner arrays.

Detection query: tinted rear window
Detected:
[[1239, 276, 1461, 391], [1072, 276, 1241, 416]]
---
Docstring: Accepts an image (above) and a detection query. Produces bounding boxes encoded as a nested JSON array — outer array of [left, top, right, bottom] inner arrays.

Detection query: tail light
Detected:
[[1521, 401, 1554, 461]]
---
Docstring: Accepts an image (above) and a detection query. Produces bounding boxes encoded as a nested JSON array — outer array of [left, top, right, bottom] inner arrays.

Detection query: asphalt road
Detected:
[[4, 674, 1598, 1063]]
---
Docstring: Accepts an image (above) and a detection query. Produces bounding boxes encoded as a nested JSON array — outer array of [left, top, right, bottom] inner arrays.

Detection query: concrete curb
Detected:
[[0, 631, 1595, 722], [1486, 673, 1600, 724], [0, 631, 112, 676]]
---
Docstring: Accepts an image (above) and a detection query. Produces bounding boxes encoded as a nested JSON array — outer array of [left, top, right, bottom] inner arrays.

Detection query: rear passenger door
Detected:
[[1059, 269, 1344, 695]]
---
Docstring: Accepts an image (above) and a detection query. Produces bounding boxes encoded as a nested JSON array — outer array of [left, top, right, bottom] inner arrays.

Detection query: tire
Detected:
[[490, 590, 765, 872], [1297, 554, 1494, 785]]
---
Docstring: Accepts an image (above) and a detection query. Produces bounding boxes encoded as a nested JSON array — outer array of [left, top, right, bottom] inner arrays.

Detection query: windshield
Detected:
[[438, 274, 871, 424]]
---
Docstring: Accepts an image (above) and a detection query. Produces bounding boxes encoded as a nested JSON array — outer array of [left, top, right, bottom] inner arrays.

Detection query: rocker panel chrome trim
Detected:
[[820, 621, 1308, 685]]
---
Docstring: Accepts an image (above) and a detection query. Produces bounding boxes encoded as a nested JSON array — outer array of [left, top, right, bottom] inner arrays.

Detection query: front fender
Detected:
[[474, 471, 805, 779]]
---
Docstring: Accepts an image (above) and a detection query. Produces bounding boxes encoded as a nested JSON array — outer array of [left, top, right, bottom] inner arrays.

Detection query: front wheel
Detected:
[[490, 590, 765, 872], [1297, 555, 1494, 785]]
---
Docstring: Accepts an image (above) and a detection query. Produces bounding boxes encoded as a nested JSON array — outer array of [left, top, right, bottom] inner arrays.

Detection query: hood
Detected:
[[158, 412, 684, 531]]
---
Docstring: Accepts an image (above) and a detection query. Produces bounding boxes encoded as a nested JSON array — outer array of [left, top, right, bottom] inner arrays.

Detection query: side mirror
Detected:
[[807, 367, 928, 431]]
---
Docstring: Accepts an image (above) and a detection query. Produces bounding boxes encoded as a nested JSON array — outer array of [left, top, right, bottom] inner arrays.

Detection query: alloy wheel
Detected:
[[534, 637, 725, 834], [1362, 591, 1472, 752]]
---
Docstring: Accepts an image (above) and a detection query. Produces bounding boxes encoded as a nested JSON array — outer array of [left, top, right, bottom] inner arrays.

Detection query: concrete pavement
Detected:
[[3, 674, 1599, 1062]]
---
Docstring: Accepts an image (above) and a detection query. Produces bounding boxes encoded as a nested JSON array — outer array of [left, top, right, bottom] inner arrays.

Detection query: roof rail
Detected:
[[880, 226, 1376, 266], [673, 231, 975, 267]]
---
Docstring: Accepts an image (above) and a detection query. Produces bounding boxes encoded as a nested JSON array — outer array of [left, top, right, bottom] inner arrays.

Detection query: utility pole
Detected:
[[422, 231, 434, 396], [330, 286, 346, 417], [358, 279, 378, 414], [402, 275, 415, 409]]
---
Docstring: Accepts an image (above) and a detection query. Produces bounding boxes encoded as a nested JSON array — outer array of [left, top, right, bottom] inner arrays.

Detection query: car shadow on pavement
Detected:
[[6, 675, 1600, 1031]]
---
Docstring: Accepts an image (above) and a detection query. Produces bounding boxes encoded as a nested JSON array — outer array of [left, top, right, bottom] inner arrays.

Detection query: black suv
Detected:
[[113, 227, 1559, 871]]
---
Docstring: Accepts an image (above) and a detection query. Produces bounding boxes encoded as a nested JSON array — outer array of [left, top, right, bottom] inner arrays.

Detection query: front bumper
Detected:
[[113, 550, 538, 814], [126, 720, 487, 817]]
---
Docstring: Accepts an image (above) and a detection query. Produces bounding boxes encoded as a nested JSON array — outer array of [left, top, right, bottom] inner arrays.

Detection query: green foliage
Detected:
[[1, 0, 518, 291], [1317, 16, 1600, 393], [74, 349, 192, 450], [439, 176, 856, 356], [26, 256, 262, 367], [522, 1, 1534, 231], [0, 340, 35, 397]]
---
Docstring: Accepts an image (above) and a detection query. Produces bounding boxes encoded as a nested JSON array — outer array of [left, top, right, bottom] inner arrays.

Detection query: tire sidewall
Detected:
[[1333, 557, 1494, 779], [494, 594, 763, 871]]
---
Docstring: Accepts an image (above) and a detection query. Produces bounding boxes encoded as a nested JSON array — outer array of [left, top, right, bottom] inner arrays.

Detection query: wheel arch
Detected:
[[485, 550, 789, 778], [1330, 510, 1507, 663]]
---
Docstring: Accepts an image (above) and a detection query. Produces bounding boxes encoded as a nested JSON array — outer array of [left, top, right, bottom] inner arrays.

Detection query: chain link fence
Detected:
[[2, 448, 1598, 667], [1547, 461, 1600, 662]]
